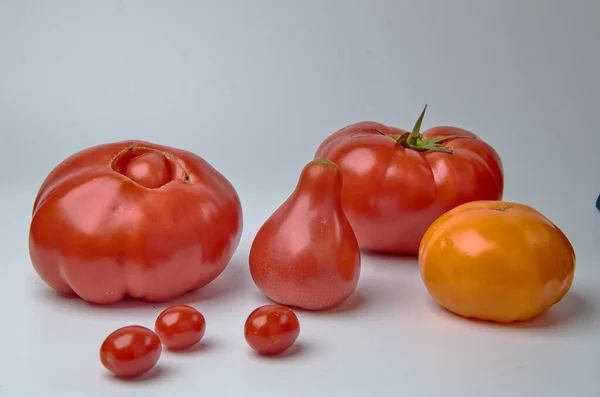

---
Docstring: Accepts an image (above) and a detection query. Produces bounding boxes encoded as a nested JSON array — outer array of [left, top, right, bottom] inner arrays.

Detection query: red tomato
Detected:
[[315, 105, 503, 255], [100, 325, 162, 378], [154, 304, 206, 350], [249, 159, 361, 311], [244, 304, 300, 355], [28, 140, 243, 304]]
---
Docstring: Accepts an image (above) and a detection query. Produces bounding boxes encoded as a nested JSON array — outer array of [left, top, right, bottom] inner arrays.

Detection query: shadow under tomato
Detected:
[[164, 337, 217, 355], [283, 290, 369, 316], [360, 249, 419, 268], [35, 259, 249, 311], [250, 341, 310, 361], [145, 261, 249, 310], [429, 290, 593, 330], [318, 290, 368, 314], [507, 291, 593, 330], [104, 362, 176, 384]]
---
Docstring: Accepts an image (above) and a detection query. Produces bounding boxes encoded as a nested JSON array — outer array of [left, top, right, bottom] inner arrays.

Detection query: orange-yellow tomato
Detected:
[[418, 200, 575, 323]]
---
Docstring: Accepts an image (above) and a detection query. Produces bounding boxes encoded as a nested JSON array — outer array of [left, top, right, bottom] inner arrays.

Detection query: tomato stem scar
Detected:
[[488, 205, 514, 212]]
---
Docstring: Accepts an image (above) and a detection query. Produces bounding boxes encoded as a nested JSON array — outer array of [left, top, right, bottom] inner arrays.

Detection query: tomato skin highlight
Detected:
[[28, 140, 243, 304], [244, 305, 300, 356], [123, 151, 172, 189], [249, 159, 361, 311], [418, 200, 576, 323], [154, 304, 206, 350], [315, 109, 503, 255], [100, 325, 162, 378]]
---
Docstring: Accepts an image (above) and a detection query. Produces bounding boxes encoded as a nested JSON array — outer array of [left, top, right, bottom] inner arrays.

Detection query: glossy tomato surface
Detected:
[[154, 304, 206, 350], [419, 200, 576, 323], [315, 106, 503, 255], [244, 304, 300, 355], [100, 325, 162, 378], [249, 159, 361, 311], [29, 140, 243, 304]]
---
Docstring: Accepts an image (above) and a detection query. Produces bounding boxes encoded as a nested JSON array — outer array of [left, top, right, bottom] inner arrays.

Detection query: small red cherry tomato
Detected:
[[154, 304, 206, 350], [244, 304, 300, 355], [99, 325, 162, 378]]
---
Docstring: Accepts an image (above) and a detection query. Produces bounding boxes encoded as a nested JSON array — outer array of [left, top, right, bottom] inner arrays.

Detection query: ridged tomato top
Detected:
[[315, 122, 503, 216]]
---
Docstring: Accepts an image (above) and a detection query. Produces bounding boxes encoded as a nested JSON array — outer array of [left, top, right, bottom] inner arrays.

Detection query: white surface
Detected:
[[2, 190, 600, 397], [2, 0, 600, 396]]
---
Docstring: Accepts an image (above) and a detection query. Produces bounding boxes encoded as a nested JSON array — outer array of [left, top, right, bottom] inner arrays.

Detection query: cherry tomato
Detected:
[[419, 200, 576, 323], [154, 304, 206, 350], [249, 159, 361, 311], [314, 105, 503, 255], [99, 325, 162, 378], [28, 140, 243, 304], [244, 304, 300, 355]]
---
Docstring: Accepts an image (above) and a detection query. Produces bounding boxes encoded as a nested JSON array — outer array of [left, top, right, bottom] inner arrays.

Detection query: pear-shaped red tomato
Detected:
[[249, 159, 361, 311]]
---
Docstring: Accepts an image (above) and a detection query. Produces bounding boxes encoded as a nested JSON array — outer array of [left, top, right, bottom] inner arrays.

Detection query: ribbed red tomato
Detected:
[[29, 140, 243, 304], [315, 105, 503, 255]]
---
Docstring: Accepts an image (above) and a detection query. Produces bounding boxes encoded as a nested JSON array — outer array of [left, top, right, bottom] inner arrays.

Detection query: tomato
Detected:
[[314, 105, 503, 255], [418, 200, 576, 323], [244, 304, 300, 355], [28, 140, 243, 304], [249, 159, 361, 311], [100, 325, 162, 378], [154, 304, 206, 350]]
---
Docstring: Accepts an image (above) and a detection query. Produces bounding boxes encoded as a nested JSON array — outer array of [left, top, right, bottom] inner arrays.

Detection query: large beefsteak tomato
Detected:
[[315, 105, 503, 254], [29, 140, 243, 304]]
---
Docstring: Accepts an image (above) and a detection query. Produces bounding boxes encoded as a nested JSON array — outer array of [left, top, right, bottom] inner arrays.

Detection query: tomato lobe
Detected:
[[123, 151, 172, 188]]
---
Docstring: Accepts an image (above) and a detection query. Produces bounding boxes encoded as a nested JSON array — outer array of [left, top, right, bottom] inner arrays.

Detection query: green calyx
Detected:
[[396, 104, 460, 153], [312, 158, 338, 167]]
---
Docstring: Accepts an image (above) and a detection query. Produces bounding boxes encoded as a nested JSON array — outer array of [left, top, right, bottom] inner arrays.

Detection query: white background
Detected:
[[1, 1, 599, 396]]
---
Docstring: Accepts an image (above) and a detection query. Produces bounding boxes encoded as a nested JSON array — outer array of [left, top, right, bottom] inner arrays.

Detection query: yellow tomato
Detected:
[[418, 200, 575, 323]]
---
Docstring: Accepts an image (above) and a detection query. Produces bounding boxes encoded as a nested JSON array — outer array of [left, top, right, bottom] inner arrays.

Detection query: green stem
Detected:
[[312, 158, 338, 167], [396, 104, 462, 153], [408, 104, 428, 145]]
